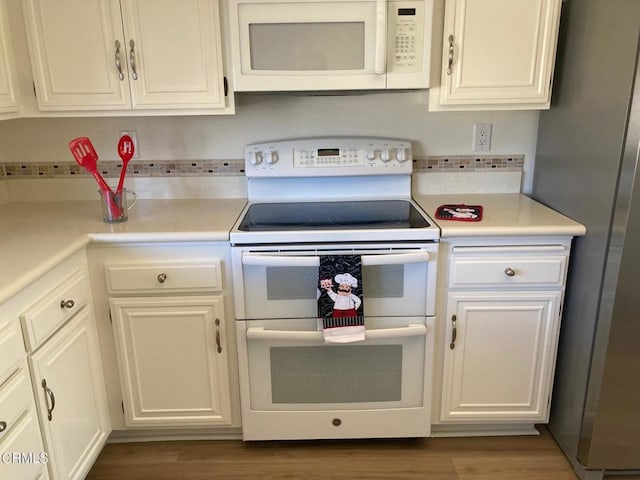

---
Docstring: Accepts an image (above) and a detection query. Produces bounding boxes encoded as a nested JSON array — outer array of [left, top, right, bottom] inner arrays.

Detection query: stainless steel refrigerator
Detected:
[[532, 1, 640, 479]]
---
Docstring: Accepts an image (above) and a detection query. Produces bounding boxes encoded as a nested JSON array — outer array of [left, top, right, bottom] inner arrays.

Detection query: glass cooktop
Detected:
[[237, 200, 431, 231]]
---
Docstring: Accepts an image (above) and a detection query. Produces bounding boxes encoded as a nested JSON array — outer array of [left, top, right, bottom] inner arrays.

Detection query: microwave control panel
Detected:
[[388, 1, 426, 73]]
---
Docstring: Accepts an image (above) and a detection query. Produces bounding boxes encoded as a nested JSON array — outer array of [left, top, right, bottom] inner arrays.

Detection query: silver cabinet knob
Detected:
[[157, 273, 167, 283], [60, 299, 75, 309], [504, 267, 516, 277], [0, 421, 7, 432]]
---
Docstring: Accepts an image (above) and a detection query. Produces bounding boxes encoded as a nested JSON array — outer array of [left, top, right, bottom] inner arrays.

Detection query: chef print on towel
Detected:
[[317, 255, 364, 324]]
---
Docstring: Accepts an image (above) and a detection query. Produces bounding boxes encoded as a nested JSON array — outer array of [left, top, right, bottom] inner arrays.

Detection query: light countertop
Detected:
[[0, 199, 247, 303], [413, 193, 586, 238], [0, 194, 585, 304]]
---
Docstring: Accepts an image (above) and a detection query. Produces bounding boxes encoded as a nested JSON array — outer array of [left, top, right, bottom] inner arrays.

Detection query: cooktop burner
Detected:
[[237, 200, 431, 232]]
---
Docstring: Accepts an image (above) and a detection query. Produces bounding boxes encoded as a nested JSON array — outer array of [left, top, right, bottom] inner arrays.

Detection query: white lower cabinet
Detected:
[[435, 241, 571, 432], [441, 291, 560, 422], [14, 251, 110, 480], [110, 295, 232, 427], [29, 310, 109, 480], [91, 243, 239, 433]]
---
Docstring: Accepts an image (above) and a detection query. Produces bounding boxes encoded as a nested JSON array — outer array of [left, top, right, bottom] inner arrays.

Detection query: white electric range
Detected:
[[230, 137, 440, 440]]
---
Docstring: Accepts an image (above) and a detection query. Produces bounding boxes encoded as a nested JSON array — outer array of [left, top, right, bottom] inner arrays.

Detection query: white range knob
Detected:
[[396, 148, 408, 162], [367, 149, 378, 161], [249, 151, 263, 165], [265, 150, 278, 164], [381, 148, 391, 162]]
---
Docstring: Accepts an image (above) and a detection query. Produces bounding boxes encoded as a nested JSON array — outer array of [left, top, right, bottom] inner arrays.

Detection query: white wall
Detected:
[[0, 91, 540, 192]]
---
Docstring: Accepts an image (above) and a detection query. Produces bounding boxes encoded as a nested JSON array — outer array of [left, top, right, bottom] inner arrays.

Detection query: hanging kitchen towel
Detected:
[[317, 255, 365, 343]]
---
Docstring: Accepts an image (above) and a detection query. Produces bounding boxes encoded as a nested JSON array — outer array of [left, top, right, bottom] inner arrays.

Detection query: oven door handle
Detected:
[[241, 254, 320, 267], [361, 252, 430, 265], [246, 324, 427, 341], [241, 252, 429, 267]]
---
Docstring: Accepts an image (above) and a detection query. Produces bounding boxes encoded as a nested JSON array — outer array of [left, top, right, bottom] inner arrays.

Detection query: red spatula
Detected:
[[116, 135, 135, 194], [68, 137, 121, 217]]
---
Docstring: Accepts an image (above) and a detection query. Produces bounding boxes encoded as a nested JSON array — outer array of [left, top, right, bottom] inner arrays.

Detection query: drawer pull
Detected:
[[504, 267, 516, 277], [41, 379, 56, 421], [157, 273, 167, 283], [215, 318, 222, 353], [0, 420, 6, 432], [60, 299, 75, 309], [449, 314, 457, 350]]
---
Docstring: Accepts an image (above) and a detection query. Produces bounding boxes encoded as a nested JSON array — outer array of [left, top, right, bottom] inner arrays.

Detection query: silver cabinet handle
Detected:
[[449, 314, 457, 350], [0, 421, 7, 432], [60, 299, 75, 309], [114, 40, 125, 81], [447, 34, 454, 75], [504, 267, 516, 277], [129, 39, 138, 80], [215, 318, 222, 353], [41, 379, 56, 421], [157, 273, 167, 283]]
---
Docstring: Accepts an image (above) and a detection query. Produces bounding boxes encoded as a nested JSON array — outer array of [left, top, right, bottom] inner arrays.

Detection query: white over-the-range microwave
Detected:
[[228, 0, 434, 92]]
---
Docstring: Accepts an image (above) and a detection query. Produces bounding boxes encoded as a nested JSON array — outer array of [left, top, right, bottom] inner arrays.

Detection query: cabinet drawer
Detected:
[[20, 269, 89, 352], [0, 410, 47, 480], [0, 366, 32, 444], [449, 256, 567, 288], [105, 260, 222, 294], [0, 321, 25, 383]]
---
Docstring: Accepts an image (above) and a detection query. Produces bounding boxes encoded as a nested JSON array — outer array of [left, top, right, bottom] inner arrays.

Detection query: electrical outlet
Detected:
[[473, 123, 492, 151], [119, 131, 140, 158]]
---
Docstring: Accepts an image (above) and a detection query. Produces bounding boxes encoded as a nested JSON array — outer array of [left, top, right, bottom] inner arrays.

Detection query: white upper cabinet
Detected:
[[429, 0, 562, 111], [22, 0, 130, 110], [0, 0, 19, 115], [22, 0, 229, 113], [121, 0, 226, 109]]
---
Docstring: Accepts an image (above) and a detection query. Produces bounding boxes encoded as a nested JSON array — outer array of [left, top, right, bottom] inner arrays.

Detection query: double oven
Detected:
[[230, 138, 439, 440]]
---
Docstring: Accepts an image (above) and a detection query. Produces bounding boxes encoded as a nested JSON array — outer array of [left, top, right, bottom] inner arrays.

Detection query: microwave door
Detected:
[[231, 0, 387, 91]]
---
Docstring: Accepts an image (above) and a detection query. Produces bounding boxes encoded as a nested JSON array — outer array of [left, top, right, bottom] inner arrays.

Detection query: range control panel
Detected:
[[244, 137, 413, 177]]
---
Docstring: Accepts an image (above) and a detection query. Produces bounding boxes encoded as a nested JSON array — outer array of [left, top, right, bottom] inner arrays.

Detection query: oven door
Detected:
[[237, 316, 434, 439], [233, 244, 438, 320]]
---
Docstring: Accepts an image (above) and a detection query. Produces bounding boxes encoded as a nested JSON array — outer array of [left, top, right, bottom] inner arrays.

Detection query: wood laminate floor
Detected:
[[86, 427, 582, 480]]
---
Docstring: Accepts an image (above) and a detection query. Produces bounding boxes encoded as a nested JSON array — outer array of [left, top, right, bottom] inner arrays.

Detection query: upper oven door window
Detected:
[[239, 248, 434, 319]]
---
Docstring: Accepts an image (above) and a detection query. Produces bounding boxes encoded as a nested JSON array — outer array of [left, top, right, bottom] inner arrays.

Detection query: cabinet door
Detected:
[[436, 0, 561, 109], [121, 0, 226, 109], [110, 295, 232, 427], [0, 0, 18, 114], [30, 310, 110, 480], [441, 291, 561, 422], [22, 0, 131, 110]]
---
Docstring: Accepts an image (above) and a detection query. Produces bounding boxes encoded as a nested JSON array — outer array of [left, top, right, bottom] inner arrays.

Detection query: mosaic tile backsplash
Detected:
[[0, 155, 523, 179]]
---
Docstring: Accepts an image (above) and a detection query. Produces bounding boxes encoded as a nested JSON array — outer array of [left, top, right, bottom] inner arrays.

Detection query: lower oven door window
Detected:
[[244, 317, 426, 411]]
